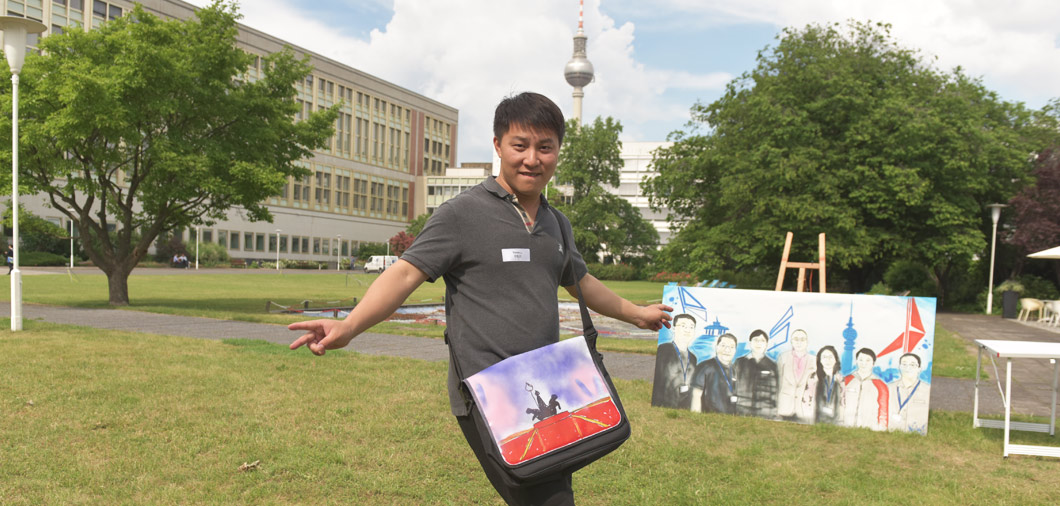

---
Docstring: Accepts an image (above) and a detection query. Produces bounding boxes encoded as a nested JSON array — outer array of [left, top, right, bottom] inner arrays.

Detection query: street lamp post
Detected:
[[275, 229, 281, 270], [67, 209, 75, 270], [335, 234, 341, 271], [1, 16, 47, 331], [986, 203, 1007, 315]]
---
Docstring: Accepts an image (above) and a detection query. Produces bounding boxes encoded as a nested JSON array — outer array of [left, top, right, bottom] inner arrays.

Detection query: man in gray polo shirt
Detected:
[[290, 92, 672, 505]]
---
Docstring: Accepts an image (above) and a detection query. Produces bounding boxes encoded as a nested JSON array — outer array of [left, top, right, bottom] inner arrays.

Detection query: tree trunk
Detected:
[[106, 266, 132, 306], [931, 264, 949, 310]]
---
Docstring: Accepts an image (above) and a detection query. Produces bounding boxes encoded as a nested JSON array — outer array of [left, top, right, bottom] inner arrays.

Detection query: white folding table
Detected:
[[974, 339, 1060, 457]]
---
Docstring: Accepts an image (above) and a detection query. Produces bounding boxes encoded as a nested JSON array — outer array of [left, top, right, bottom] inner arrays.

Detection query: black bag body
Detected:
[[452, 208, 630, 485]]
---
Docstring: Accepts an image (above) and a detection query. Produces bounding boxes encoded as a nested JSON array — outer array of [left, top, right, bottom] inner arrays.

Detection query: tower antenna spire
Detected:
[[564, 0, 594, 125]]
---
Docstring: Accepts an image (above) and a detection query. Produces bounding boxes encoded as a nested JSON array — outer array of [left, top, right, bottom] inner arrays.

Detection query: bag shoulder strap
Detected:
[[549, 207, 599, 352]]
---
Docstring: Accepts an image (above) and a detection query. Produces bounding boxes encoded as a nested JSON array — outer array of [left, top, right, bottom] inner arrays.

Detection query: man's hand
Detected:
[[287, 259, 430, 357], [570, 274, 673, 331], [289, 319, 353, 356], [631, 303, 674, 331]]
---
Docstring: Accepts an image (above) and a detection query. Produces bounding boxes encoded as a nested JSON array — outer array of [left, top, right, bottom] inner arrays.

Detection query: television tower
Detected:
[[563, 0, 594, 125]]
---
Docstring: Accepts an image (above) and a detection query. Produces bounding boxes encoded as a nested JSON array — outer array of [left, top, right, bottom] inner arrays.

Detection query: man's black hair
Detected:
[[856, 347, 877, 363], [748, 329, 768, 342], [716, 333, 737, 348], [493, 92, 565, 145], [899, 352, 921, 368], [673, 313, 696, 326]]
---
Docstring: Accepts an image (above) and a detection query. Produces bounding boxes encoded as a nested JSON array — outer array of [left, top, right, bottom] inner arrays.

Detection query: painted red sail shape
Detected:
[[877, 299, 925, 357]]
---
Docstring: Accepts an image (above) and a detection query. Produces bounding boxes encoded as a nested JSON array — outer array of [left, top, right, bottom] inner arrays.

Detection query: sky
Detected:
[[185, 0, 1060, 163]]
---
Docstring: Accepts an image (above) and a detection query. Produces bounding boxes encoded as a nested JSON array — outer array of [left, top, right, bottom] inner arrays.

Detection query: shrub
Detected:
[[196, 242, 229, 267], [20, 251, 68, 266], [588, 263, 636, 281], [866, 282, 893, 295], [650, 271, 696, 284], [280, 259, 327, 270], [1014, 274, 1059, 301], [356, 242, 388, 259], [883, 260, 936, 296]]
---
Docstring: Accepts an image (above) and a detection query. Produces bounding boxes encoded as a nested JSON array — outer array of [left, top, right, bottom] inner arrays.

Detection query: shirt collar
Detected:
[[482, 176, 550, 208]]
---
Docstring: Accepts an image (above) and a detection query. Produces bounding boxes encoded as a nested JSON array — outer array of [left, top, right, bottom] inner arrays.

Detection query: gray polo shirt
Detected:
[[401, 176, 588, 416]]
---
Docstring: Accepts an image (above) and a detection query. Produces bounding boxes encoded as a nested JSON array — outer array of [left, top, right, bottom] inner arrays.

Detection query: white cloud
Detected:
[[645, 0, 1060, 106], [189, 0, 731, 162], [185, 0, 1060, 161]]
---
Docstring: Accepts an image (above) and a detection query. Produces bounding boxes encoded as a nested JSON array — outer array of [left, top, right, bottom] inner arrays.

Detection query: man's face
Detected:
[[856, 353, 874, 377], [899, 356, 920, 381], [716, 337, 736, 365], [791, 331, 808, 354], [493, 124, 559, 203], [672, 317, 696, 348], [749, 335, 767, 357]]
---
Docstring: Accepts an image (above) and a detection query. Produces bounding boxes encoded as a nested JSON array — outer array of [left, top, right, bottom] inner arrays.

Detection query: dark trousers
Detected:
[[456, 403, 575, 506]]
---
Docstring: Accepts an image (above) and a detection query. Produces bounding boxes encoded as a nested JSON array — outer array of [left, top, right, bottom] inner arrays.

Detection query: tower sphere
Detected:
[[564, 57, 594, 88]]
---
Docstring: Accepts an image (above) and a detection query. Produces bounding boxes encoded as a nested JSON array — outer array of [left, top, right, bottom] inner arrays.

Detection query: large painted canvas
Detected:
[[650, 286, 937, 434], [464, 336, 623, 465]]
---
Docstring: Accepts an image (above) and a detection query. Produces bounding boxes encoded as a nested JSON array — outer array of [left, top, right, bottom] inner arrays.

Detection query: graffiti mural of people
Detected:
[[843, 348, 889, 431], [734, 329, 778, 419], [691, 333, 738, 414], [651, 313, 700, 409], [804, 345, 844, 425], [888, 352, 930, 434], [777, 329, 814, 423]]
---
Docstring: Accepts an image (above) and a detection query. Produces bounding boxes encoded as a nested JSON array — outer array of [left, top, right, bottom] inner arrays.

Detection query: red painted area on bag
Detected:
[[498, 397, 620, 465]]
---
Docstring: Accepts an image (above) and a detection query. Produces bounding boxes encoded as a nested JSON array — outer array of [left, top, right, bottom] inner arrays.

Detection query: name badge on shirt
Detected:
[[502, 248, 531, 262]]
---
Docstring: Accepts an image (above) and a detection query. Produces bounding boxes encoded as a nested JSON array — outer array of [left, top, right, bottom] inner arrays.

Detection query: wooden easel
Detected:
[[775, 232, 826, 293]]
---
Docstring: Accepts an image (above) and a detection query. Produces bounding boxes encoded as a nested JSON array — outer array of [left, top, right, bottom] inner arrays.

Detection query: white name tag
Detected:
[[502, 248, 531, 262]]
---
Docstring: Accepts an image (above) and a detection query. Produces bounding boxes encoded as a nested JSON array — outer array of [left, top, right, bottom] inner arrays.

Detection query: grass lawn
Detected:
[[6, 272, 980, 377], [2, 320, 1057, 504]]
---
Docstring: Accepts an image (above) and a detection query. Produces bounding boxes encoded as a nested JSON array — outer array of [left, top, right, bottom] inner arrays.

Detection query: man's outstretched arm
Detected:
[[289, 259, 429, 355], [565, 273, 673, 331]]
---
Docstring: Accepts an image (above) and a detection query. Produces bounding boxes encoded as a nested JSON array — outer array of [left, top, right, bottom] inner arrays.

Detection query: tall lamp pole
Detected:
[[985, 203, 1006, 315], [66, 208, 75, 270], [275, 228, 281, 270], [1, 16, 47, 331], [335, 234, 341, 271]]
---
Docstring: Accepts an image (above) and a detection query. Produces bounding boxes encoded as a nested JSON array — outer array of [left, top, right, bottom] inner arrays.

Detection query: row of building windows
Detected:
[[422, 114, 451, 176], [274, 163, 410, 221], [183, 228, 356, 258]]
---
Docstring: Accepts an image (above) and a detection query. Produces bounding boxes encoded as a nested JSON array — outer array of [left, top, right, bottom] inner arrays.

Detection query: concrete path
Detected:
[[5, 268, 1060, 419]]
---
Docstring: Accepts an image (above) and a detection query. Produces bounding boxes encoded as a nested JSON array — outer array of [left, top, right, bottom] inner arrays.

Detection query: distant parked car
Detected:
[[364, 255, 399, 274]]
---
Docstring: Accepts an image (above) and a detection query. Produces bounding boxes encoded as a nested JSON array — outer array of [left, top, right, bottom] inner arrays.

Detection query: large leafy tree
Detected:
[[556, 117, 658, 263], [0, 1, 336, 305], [1006, 146, 1060, 285], [643, 21, 1057, 306]]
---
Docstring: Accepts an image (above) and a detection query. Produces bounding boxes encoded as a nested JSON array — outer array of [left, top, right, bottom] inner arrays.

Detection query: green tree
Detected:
[[0, 1, 336, 305], [406, 213, 429, 237], [556, 117, 658, 263], [1006, 144, 1060, 286], [643, 21, 1057, 306]]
